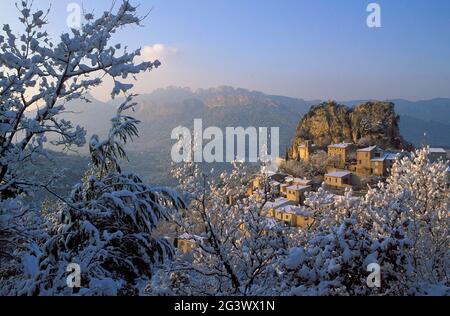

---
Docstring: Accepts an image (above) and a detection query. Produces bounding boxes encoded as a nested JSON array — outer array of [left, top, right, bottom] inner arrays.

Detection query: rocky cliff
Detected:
[[293, 101, 410, 150]]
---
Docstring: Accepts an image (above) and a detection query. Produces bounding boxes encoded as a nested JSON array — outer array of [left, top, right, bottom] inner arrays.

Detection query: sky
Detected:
[[1, 0, 449, 101]]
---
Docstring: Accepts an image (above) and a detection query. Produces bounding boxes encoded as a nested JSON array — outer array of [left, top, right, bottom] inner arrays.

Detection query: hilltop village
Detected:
[[176, 139, 449, 254], [244, 140, 449, 231], [175, 101, 449, 254]]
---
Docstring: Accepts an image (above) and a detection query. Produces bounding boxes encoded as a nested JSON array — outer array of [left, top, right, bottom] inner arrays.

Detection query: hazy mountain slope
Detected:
[[51, 87, 312, 184], [19, 151, 90, 206], [50, 95, 117, 148], [51, 88, 449, 185], [399, 115, 450, 148], [126, 87, 314, 154], [392, 98, 450, 125]]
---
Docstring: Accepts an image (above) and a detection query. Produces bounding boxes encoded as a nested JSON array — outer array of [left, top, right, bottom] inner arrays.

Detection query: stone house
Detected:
[[327, 143, 355, 167], [325, 170, 352, 188], [292, 140, 315, 162], [286, 184, 312, 205]]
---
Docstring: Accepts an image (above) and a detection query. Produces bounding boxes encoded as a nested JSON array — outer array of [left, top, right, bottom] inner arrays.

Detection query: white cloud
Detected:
[[140, 44, 178, 63]]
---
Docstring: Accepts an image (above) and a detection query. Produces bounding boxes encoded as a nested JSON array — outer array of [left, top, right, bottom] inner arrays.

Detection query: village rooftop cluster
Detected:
[[176, 141, 448, 253], [245, 141, 448, 230]]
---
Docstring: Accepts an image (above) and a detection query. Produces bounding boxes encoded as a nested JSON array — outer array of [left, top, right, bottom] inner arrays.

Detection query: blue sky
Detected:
[[1, 0, 449, 100]]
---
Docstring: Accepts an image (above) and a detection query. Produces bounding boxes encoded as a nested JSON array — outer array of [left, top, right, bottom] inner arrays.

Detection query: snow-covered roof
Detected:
[[385, 152, 401, 160], [286, 184, 311, 191], [285, 176, 294, 182], [263, 197, 293, 210], [357, 146, 378, 152], [280, 183, 290, 188], [277, 205, 313, 216], [325, 171, 352, 178], [271, 181, 281, 186], [328, 143, 353, 149], [275, 205, 293, 213], [429, 148, 446, 153], [372, 152, 403, 162]]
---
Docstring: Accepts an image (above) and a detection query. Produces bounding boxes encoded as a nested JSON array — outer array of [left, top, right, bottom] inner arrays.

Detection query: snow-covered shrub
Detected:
[[304, 185, 364, 230], [0, 0, 160, 266], [287, 147, 449, 295], [0, 0, 159, 198], [0, 196, 49, 295], [19, 90, 183, 295], [0, 0, 170, 295], [280, 218, 412, 296], [22, 171, 182, 296], [364, 148, 449, 292], [150, 162, 292, 296]]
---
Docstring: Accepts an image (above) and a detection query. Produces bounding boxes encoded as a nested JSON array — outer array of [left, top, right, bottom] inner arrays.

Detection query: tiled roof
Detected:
[[385, 153, 401, 160], [277, 205, 312, 216], [325, 171, 352, 178], [286, 185, 311, 191], [263, 197, 293, 210], [372, 152, 402, 162], [357, 145, 378, 152], [429, 148, 446, 153]]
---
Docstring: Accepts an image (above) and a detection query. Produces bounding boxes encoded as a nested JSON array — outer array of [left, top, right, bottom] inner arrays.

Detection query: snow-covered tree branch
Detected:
[[150, 162, 294, 295], [0, 0, 160, 198], [0, 1, 183, 296]]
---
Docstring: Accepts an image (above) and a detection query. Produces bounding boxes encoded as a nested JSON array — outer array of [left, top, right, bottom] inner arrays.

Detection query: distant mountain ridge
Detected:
[[53, 86, 450, 184], [124, 86, 316, 152]]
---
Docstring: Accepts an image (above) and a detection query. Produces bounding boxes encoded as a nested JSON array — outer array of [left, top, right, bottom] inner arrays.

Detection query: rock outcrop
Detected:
[[293, 101, 409, 150]]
